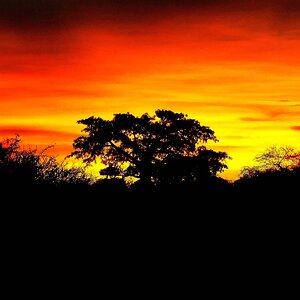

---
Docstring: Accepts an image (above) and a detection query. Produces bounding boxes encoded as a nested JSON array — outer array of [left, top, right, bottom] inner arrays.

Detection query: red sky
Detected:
[[1, 0, 300, 179]]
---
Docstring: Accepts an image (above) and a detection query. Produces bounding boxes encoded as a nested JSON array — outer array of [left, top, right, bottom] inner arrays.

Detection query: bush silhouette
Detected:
[[0, 136, 91, 194], [235, 145, 300, 198]]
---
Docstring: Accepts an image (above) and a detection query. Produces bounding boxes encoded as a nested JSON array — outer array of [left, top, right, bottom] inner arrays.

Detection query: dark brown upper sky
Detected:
[[1, 0, 300, 31]]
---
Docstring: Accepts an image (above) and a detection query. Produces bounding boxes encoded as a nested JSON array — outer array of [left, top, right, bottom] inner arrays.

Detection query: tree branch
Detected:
[[109, 141, 137, 164]]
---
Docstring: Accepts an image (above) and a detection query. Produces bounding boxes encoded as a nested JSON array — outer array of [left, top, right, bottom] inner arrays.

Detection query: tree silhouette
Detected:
[[71, 109, 229, 188], [0, 136, 41, 186], [240, 145, 300, 178], [235, 145, 300, 198], [254, 145, 300, 172], [0, 136, 91, 189]]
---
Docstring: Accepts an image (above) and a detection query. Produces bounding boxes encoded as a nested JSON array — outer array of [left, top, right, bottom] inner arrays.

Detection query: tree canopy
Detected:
[[240, 145, 300, 178], [71, 109, 229, 187]]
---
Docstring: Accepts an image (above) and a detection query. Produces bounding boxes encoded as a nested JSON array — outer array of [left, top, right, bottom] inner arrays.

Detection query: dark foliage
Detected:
[[71, 109, 230, 188], [0, 136, 91, 196], [235, 146, 300, 198], [1, 114, 300, 204]]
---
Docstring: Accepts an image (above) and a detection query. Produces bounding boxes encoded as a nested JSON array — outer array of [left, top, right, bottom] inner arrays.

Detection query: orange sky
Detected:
[[1, 1, 300, 180]]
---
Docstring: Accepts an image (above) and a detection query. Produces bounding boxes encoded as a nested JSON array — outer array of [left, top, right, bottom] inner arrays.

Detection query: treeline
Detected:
[[1, 109, 300, 199]]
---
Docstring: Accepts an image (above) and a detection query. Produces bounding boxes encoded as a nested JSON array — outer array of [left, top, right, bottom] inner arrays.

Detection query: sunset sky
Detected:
[[1, 0, 300, 180]]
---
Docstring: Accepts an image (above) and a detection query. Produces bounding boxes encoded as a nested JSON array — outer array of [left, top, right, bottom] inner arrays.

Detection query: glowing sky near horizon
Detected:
[[1, 0, 300, 179]]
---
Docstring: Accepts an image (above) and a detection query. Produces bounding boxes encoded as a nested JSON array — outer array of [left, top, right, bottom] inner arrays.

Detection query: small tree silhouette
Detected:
[[0, 136, 41, 186], [240, 145, 300, 178], [235, 145, 300, 197], [0, 136, 91, 189]]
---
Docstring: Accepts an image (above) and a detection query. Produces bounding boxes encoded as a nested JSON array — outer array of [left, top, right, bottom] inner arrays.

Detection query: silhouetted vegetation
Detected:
[[1, 110, 300, 200], [71, 109, 230, 195], [0, 135, 92, 198], [234, 145, 300, 198]]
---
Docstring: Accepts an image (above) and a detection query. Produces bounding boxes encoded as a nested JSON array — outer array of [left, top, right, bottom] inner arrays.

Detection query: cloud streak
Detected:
[[0, 127, 77, 140], [291, 126, 300, 131]]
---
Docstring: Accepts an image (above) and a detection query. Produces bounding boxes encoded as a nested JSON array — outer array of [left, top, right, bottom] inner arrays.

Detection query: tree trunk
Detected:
[[139, 161, 152, 188]]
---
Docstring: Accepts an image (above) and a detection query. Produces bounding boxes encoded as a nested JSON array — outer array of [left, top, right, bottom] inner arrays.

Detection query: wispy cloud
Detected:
[[0, 127, 77, 141], [291, 126, 300, 131]]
